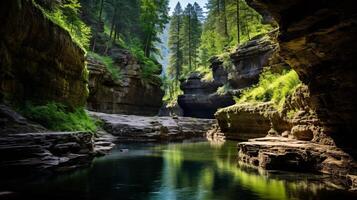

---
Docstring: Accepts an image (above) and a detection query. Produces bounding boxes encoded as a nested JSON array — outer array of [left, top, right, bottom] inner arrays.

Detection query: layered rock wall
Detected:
[[86, 50, 164, 116], [0, 0, 88, 108], [246, 0, 357, 156]]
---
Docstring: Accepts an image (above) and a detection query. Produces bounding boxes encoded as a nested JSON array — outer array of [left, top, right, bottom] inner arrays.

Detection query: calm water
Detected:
[[2, 141, 357, 200]]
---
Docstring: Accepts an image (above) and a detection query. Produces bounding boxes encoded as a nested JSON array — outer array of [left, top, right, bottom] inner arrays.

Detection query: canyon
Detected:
[[0, 0, 356, 198]]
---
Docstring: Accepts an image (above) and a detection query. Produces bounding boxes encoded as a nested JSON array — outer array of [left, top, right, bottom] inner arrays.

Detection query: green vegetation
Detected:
[[20, 102, 97, 132], [80, 0, 167, 82], [162, 75, 183, 107], [235, 69, 301, 110], [87, 51, 122, 81], [217, 83, 232, 96], [34, 0, 91, 50]]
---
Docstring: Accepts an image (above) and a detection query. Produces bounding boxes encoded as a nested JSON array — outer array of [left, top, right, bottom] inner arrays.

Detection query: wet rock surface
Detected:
[[0, 130, 115, 175], [87, 51, 164, 116], [90, 111, 215, 142], [238, 137, 357, 189]]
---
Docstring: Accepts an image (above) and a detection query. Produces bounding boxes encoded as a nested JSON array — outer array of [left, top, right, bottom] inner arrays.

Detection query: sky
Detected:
[[169, 0, 208, 15]]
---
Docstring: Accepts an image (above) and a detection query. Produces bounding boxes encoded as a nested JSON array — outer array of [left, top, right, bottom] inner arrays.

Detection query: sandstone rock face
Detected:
[[215, 103, 291, 140], [178, 34, 287, 118], [247, 0, 357, 157], [0, 0, 88, 108], [90, 111, 215, 142], [86, 50, 164, 116]]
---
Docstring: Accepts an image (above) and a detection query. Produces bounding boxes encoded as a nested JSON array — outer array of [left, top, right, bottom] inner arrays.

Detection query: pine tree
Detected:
[[182, 3, 202, 71], [168, 2, 183, 83]]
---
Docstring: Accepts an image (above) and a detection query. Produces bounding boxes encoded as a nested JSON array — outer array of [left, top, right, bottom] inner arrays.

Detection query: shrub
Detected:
[[20, 102, 97, 132], [235, 69, 301, 110]]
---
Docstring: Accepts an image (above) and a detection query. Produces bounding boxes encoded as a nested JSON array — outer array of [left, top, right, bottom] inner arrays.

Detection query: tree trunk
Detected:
[[236, 0, 240, 44], [222, 0, 229, 39], [98, 0, 104, 22]]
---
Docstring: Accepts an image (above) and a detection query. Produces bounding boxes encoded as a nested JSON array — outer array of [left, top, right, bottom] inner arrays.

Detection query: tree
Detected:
[[182, 3, 202, 71], [140, 0, 169, 57], [168, 2, 183, 83]]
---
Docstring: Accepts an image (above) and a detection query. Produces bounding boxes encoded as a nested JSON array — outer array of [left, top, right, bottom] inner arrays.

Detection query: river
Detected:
[[3, 141, 356, 200]]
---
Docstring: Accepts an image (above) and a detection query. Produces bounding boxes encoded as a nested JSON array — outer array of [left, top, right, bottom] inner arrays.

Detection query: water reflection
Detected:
[[4, 141, 356, 200]]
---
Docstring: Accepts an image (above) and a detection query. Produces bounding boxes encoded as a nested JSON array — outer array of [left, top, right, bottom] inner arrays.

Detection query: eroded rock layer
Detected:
[[0, 0, 88, 108]]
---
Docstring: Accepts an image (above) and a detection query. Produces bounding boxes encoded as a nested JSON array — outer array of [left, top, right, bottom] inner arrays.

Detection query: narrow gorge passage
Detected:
[[0, 0, 356, 199]]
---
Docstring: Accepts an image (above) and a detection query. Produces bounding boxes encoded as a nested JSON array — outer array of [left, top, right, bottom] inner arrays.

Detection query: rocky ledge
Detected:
[[0, 131, 115, 176], [238, 137, 357, 190], [0, 104, 115, 175], [215, 102, 291, 140], [90, 111, 215, 142]]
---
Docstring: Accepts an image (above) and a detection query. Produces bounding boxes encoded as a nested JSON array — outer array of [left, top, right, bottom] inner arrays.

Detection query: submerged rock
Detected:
[[90, 111, 215, 142]]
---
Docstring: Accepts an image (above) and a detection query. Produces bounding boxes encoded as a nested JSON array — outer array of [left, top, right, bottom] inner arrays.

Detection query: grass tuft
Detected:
[[20, 102, 97, 132], [235, 69, 301, 110]]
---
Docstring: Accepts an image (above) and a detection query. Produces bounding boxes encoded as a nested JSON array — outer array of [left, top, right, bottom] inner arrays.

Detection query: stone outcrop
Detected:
[[178, 72, 234, 118], [178, 34, 288, 118], [0, 105, 115, 175], [0, 131, 115, 175], [90, 111, 215, 142], [0, 0, 88, 108], [215, 103, 291, 140], [246, 0, 357, 157], [238, 137, 357, 189], [86, 51, 164, 116]]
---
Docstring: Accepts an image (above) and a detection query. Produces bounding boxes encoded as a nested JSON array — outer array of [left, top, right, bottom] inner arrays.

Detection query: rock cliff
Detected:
[[0, 0, 88, 108], [218, 0, 357, 184], [246, 0, 357, 157], [86, 50, 164, 116]]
